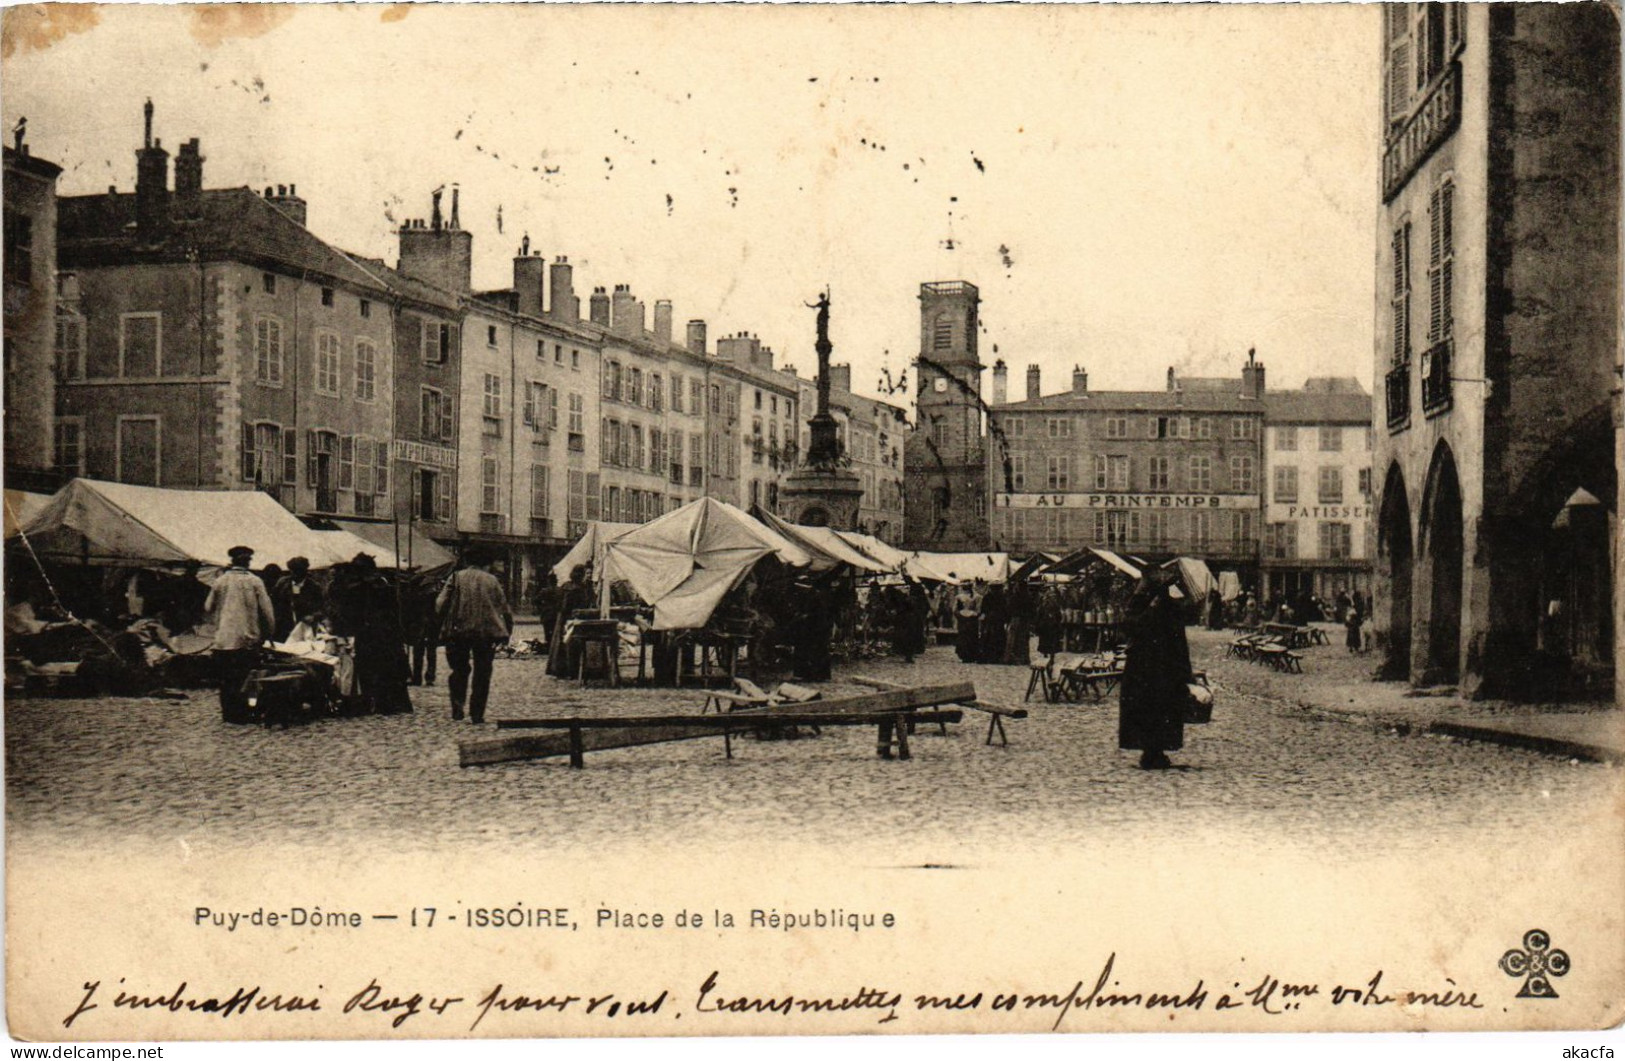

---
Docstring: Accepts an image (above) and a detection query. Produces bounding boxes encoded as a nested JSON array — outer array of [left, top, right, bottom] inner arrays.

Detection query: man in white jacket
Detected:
[[206, 545, 275, 723]]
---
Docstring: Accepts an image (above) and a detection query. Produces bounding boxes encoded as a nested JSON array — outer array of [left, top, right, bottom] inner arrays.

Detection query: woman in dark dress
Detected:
[[890, 580, 928, 663], [1035, 585, 1064, 658], [331, 554, 413, 715], [1118, 571, 1192, 770], [953, 585, 980, 663], [978, 583, 1007, 664], [546, 565, 593, 679], [1003, 580, 1032, 664]]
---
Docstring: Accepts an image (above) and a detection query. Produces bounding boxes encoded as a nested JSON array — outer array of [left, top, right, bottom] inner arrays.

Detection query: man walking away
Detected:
[[436, 548, 513, 723], [207, 545, 275, 723]]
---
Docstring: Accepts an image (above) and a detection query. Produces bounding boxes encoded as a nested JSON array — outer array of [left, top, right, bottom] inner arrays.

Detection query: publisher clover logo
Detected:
[[1499, 929, 1570, 998]]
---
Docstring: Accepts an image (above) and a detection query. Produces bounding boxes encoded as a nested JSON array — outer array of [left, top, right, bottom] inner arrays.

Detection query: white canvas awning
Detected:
[[17, 478, 370, 571], [551, 521, 639, 582], [834, 531, 910, 570], [3, 489, 52, 540], [902, 551, 1011, 584], [753, 509, 892, 573], [1166, 556, 1217, 599], [601, 497, 814, 630]]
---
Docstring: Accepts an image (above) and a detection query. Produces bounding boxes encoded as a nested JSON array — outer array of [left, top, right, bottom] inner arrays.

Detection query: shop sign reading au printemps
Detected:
[[995, 493, 1256, 510]]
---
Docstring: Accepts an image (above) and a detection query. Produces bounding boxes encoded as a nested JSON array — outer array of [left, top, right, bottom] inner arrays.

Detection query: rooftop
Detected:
[[59, 186, 458, 311]]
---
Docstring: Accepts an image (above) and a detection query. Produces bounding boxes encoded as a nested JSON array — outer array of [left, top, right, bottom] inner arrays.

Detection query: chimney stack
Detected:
[[1166, 366, 1178, 392], [1241, 347, 1266, 399], [548, 257, 578, 321], [686, 320, 707, 356], [829, 363, 852, 395], [397, 187, 473, 293], [513, 246, 545, 319], [1026, 364, 1041, 401], [1072, 365, 1088, 395], [589, 287, 611, 327], [610, 284, 642, 336], [173, 137, 204, 219], [991, 359, 1008, 405], [265, 182, 307, 228], [653, 299, 674, 343], [134, 100, 170, 235]]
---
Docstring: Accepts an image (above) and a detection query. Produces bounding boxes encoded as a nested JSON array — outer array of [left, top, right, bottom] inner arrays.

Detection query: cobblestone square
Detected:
[[6, 627, 1615, 862]]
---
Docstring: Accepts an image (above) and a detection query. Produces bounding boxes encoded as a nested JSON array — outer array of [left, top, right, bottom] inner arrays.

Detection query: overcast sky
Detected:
[[3, 3, 1380, 403]]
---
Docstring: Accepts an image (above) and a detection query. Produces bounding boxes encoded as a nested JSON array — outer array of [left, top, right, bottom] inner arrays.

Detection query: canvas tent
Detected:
[[1217, 570, 1243, 602], [1165, 556, 1218, 601], [600, 497, 813, 630], [16, 479, 389, 571], [333, 519, 454, 570], [1045, 546, 1143, 580], [1009, 551, 1062, 584], [551, 521, 639, 582], [834, 531, 910, 571], [902, 550, 1011, 585], [3, 490, 51, 540], [752, 508, 892, 573]]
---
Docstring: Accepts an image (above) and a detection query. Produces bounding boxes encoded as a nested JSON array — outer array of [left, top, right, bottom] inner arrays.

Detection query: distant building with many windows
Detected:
[[1261, 378, 1373, 604], [987, 357, 1268, 583]]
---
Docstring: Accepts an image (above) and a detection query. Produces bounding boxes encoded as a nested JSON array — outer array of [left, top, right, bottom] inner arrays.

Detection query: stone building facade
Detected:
[[904, 281, 989, 550], [1373, 4, 1619, 696], [1261, 378, 1374, 604], [3, 135, 62, 490], [53, 107, 460, 537], [987, 359, 1266, 580]]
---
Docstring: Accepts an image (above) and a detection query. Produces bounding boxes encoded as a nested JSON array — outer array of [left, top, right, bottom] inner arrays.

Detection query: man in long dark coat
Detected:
[[792, 578, 834, 681], [1117, 572, 1192, 770]]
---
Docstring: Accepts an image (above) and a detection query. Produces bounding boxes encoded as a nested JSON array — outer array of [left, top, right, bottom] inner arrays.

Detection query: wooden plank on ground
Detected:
[[463, 684, 972, 766], [462, 710, 964, 766], [849, 677, 1023, 720]]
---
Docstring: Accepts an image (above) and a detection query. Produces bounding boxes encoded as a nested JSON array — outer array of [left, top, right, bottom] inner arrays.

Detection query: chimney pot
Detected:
[[1025, 364, 1041, 401]]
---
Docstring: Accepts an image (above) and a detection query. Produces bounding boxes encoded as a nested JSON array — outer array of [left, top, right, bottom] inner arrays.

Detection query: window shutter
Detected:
[[585, 473, 601, 520], [1429, 187, 1443, 342], [1440, 183, 1454, 339], [1386, 38, 1411, 123], [355, 438, 374, 496], [241, 422, 257, 482], [339, 435, 355, 490], [421, 320, 434, 363], [439, 395, 454, 443], [436, 471, 452, 521], [522, 383, 536, 426], [306, 429, 318, 484], [375, 441, 389, 496], [282, 428, 298, 485]]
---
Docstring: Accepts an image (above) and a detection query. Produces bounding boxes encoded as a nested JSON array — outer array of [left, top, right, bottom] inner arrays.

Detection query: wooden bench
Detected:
[[850, 676, 1026, 746]]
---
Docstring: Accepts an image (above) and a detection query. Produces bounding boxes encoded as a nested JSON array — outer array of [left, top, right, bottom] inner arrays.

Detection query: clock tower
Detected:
[[904, 281, 989, 549]]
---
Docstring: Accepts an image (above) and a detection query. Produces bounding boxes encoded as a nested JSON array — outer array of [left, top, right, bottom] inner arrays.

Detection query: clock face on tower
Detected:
[[933, 377, 949, 393]]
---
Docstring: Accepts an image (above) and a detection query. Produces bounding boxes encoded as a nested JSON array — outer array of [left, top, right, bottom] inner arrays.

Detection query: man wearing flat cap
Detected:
[[206, 545, 276, 723]]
